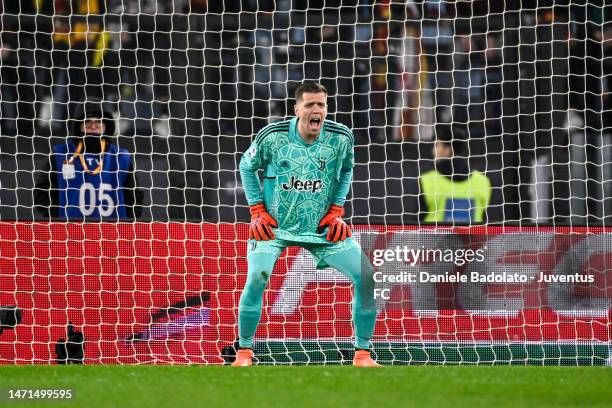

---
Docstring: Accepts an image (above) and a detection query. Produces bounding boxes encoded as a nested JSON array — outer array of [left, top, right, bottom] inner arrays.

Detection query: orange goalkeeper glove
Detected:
[[317, 204, 351, 243], [249, 203, 278, 241]]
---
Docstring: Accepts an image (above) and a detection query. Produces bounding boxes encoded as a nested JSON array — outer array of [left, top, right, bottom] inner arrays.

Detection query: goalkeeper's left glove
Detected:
[[317, 204, 351, 243]]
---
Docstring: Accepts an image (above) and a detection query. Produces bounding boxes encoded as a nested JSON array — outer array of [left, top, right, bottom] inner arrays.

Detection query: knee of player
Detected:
[[353, 278, 375, 295], [246, 269, 272, 288], [355, 264, 376, 284], [341, 266, 375, 289]]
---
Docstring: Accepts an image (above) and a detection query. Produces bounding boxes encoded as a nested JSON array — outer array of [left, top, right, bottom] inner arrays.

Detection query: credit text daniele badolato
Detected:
[[371, 246, 595, 284]]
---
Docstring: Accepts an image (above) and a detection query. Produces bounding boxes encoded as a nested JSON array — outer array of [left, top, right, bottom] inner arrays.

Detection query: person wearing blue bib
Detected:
[[419, 124, 491, 224], [34, 99, 143, 220]]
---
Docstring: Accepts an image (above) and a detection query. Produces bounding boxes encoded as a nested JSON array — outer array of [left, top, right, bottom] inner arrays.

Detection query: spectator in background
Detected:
[[0, 32, 19, 136], [419, 124, 491, 223], [368, 1, 404, 142], [34, 99, 143, 220], [451, 34, 488, 138], [395, 2, 423, 141], [568, 3, 608, 133], [484, 33, 503, 138], [603, 25, 611, 133], [0, 0, 38, 136], [420, 1, 454, 124], [43, 0, 109, 134]]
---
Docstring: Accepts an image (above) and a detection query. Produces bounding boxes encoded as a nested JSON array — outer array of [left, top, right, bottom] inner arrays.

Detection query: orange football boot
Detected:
[[231, 349, 254, 366], [353, 350, 381, 367]]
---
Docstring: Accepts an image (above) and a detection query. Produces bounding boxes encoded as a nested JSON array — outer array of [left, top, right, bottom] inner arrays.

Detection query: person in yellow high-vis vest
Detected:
[[419, 124, 491, 224]]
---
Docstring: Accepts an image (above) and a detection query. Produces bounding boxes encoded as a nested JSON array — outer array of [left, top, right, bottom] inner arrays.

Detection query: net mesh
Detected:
[[0, 1, 610, 365]]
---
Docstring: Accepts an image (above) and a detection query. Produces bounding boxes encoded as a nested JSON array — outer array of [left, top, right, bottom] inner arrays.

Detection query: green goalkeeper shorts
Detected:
[[247, 237, 361, 269]]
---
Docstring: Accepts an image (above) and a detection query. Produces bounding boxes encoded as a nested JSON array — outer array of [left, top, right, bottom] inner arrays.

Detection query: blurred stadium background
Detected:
[[0, 0, 609, 224]]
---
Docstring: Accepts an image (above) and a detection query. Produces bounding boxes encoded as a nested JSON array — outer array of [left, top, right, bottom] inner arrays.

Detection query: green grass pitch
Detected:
[[1, 366, 611, 408]]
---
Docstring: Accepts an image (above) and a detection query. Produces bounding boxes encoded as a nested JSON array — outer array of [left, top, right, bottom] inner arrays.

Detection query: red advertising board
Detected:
[[0, 223, 610, 364]]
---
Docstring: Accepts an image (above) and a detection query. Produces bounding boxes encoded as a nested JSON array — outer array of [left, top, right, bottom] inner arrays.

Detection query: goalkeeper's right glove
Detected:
[[249, 203, 278, 241]]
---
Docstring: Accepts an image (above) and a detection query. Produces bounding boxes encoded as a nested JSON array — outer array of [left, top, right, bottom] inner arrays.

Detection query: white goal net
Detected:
[[0, 1, 610, 365]]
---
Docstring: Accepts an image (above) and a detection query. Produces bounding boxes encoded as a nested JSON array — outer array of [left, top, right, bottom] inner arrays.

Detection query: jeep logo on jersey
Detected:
[[281, 176, 323, 192]]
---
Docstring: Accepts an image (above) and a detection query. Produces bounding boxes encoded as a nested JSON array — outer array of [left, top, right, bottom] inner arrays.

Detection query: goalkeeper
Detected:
[[233, 82, 379, 367]]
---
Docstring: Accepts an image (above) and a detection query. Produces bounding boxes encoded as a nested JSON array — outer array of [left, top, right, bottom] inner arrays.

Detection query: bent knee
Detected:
[[245, 269, 272, 289]]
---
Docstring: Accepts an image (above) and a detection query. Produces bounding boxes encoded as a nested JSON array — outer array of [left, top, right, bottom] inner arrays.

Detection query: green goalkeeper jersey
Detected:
[[239, 117, 355, 243]]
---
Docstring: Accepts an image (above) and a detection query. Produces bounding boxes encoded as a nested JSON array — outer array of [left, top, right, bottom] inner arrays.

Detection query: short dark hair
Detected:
[[435, 123, 468, 156], [295, 82, 327, 102]]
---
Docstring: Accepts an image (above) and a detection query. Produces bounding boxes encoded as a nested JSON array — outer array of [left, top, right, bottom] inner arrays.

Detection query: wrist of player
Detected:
[[249, 203, 278, 241], [317, 205, 351, 243]]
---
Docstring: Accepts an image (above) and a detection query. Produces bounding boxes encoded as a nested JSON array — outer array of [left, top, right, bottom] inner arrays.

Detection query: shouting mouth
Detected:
[[308, 117, 322, 132]]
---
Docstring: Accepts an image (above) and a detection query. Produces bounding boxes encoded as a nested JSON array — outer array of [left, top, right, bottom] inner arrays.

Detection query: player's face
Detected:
[[81, 118, 106, 136], [433, 141, 452, 160], [294, 92, 328, 139]]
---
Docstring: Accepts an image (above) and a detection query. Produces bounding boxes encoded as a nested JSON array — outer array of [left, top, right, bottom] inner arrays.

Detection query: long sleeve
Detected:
[[332, 168, 353, 207], [33, 155, 59, 219], [331, 142, 355, 207], [122, 160, 144, 219], [239, 141, 265, 205]]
